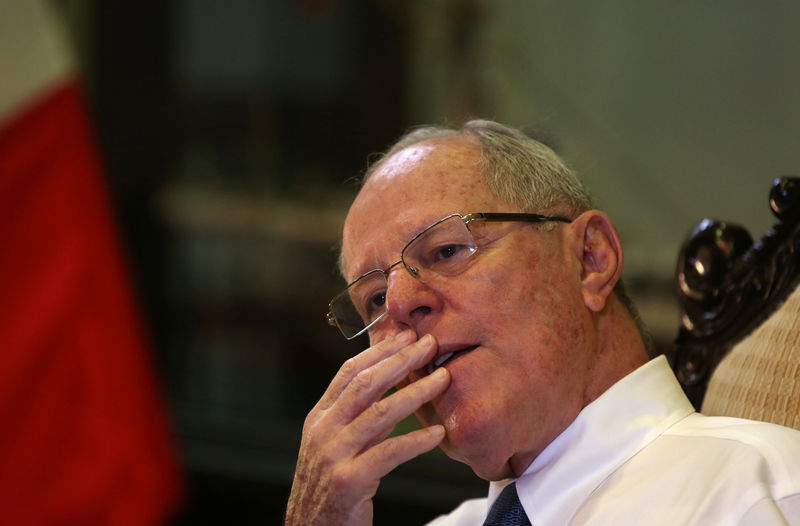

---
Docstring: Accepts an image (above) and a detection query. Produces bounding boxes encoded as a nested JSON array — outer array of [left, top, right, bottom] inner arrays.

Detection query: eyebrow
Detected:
[[342, 215, 435, 283], [342, 248, 390, 285]]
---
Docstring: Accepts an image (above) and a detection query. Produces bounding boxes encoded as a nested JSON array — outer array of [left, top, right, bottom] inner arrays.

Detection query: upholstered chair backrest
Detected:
[[701, 284, 800, 430]]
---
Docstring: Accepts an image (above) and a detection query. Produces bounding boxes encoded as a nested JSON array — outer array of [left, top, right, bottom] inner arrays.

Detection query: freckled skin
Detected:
[[341, 136, 638, 481]]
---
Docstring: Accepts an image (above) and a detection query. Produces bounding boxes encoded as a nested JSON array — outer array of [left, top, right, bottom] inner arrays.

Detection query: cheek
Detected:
[[479, 257, 589, 377], [480, 265, 563, 328]]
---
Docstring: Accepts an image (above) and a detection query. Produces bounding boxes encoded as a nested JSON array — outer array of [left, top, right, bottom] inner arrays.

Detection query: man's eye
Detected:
[[369, 292, 386, 309], [360, 291, 386, 321], [434, 244, 466, 261]]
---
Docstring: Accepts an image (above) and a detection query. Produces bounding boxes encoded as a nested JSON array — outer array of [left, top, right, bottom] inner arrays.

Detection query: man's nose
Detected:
[[384, 265, 442, 329]]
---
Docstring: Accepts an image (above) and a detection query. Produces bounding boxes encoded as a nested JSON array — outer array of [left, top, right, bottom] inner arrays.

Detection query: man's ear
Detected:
[[567, 210, 624, 312]]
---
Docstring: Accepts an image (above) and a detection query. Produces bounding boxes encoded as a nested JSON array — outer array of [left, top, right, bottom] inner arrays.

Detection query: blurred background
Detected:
[[3, 1, 800, 524]]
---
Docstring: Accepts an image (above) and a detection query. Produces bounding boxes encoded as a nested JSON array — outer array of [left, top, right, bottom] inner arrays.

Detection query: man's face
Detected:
[[341, 137, 599, 480]]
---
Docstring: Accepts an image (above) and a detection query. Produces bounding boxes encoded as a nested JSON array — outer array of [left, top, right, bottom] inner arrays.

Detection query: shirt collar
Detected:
[[488, 355, 695, 524]]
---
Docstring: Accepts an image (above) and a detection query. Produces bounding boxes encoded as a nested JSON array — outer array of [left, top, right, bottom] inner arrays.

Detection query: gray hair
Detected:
[[362, 119, 594, 217]]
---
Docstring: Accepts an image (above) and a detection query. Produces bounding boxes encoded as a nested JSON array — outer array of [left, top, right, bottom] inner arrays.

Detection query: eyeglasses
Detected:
[[326, 212, 571, 340]]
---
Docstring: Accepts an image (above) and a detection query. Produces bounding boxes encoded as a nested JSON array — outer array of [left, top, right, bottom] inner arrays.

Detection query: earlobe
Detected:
[[571, 211, 624, 312]]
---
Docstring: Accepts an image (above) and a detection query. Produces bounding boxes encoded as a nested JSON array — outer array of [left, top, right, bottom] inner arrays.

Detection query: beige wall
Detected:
[[406, 1, 800, 281]]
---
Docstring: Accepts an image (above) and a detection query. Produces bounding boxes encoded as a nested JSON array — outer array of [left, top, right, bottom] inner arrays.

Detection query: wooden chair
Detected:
[[671, 177, 800, 430]]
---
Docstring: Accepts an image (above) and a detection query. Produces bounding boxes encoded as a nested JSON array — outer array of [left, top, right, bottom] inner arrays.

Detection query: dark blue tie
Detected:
[[482, 482, 531, 526]]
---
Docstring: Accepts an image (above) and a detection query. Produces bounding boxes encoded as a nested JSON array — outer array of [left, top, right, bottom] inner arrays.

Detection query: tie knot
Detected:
[[482, 482, 531, 526]]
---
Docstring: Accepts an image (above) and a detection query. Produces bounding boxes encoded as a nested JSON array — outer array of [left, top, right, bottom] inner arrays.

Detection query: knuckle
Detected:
[[301, 412, 317, 432], [300, 418, 329, 451], [370, 398, 391, 419], [330, 462, 357, 489], [317, 442, 338, 467], [301, 415, 320, 440], [351, 368, 375, 393], [338, 357, 359, 380]]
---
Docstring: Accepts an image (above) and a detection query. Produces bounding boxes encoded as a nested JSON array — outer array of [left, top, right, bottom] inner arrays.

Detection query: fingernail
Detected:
[[428, 425, 445, 439], [419, 333, 435, 346], [432, 366, 449, 379]]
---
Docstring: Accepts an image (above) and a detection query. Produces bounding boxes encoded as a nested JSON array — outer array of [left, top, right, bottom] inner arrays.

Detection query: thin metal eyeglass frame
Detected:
[[326, 212, 572, 339]]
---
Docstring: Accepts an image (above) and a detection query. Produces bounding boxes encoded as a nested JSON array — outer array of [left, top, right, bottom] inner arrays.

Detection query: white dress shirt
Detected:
[[426, 355, 800, 525]]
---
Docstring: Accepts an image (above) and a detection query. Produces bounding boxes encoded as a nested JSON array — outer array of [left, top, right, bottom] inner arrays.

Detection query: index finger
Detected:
[[316, 330, 417, 412]]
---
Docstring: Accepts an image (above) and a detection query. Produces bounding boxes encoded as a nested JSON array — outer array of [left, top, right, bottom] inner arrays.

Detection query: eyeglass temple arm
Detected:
[[465, 212, 572, 224]]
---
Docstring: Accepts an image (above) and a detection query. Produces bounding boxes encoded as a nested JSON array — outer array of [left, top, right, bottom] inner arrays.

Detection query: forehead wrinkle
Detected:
[[343, 217, 413, 283], [342, 136, 495, 282]]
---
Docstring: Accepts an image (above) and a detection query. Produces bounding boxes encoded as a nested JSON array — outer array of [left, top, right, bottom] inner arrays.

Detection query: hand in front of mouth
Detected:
[[285, 330, 451, 526]]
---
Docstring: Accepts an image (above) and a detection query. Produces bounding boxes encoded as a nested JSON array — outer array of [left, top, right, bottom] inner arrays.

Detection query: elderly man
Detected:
[[285, 120, 800, 525]]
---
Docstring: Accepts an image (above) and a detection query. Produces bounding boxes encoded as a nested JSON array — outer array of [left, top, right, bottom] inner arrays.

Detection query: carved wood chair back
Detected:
[[672, 177, 800, 430]]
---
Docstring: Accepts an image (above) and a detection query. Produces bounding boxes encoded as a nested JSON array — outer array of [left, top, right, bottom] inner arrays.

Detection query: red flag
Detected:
[[0, 4, 182, 525]]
